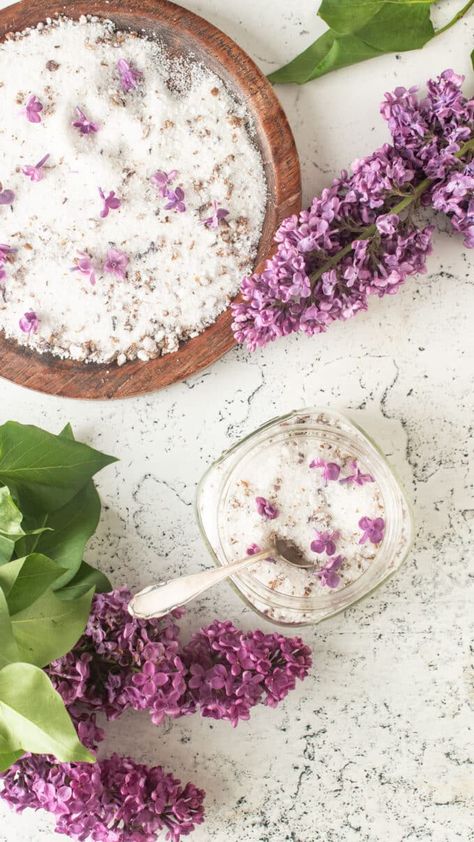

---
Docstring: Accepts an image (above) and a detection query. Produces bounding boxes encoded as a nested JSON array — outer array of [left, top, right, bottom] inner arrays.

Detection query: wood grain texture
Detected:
[[0, 0, 301, 400]]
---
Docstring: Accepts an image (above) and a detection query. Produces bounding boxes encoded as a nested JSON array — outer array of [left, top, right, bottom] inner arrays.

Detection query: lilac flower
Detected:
[[255, 496, 279, 520], [318, 555, 344, 588], [98, 188, 121, 218], [310, 530, 340, 556], [358, 516, 385, 545], [247, 543, 262, 555], [21, 153, 50, 182], [204, 200, 229, 229], [0, 266, 6, 283], [0, 188, 15, 205], [0, 244, 16, 261], [23, 94, 43, 123], [151, 169, 178, 197], [103, 248, 129, 280], [232, 69, 473, 352], [165, 187, 186, 213], [309, 457, 340, 482], [72, 107, 99, 135], [19, 310, 39, 334], [71, 252, 97, 286], [339, 459, 375, 486], [117, 58, 143, 92]]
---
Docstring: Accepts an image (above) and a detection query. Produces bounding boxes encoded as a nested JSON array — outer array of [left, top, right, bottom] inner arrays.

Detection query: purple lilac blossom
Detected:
[[71, 252, 97, 286], [204, 200, 229, 229], [22, 153, 50, 182], [255, 496, 279, 520], [98, 188, 121, 218], [339, 459, 375, 486], [232, 69, 473, 351], [310, 530, 340, 556], [151, 169, 178, 197], [1, 590, 311, 840], [0, 244, 16, 260], [103, 248, 129, 280], [19, 310, 39, 333], [72, 107, 99, 135], [309, 457, 341, 482], [358, 516, 385, 545], [165, 187, 186, 213], [0, 188, 15, 205], [117, 58, 143, 92], [23, 94, 43, 123], [247, 543, 262, 555], [318, 555, 344, 588]]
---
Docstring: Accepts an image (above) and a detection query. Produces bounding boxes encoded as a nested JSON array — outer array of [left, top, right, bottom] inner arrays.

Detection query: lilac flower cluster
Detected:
[[1, 747, 205, 842], [1, 590, 311, 841], [233, 70, 473, 350]]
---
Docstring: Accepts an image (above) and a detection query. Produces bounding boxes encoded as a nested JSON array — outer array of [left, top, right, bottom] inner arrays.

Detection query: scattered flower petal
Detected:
[[151, 169, 178, 197], [339, 459, 375, 486], [246, 543, 262, 556], [117, 58, 143, 92], [72, 106, 99, 135], [103, 248, 129, 279], [165, 187, 186, 213], [0, 188, 15, 205], [0, 244, 16, 261], [71, 251, 97, 286], [21, 153, 50, 182], [255, 496, 279, 520], [99, 188, 121, 218], [23, 94, 43, 123], [204, 200, 229, 229], [19, 310, 39, 333], [310, 530, 340, 556], [358, 516, 385, 545], [309, 457, 340, 482], [318, 555, 344, 588]]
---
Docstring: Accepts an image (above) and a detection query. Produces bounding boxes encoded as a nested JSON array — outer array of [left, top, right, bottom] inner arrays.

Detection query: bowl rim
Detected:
[[0, 0, 302, 399]]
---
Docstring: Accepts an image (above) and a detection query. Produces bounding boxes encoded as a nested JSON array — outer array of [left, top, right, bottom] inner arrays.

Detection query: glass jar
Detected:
[[195, 407, 413, 626]]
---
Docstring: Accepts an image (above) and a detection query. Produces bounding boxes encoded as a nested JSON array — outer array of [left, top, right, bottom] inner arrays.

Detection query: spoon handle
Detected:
[[128, 549, 272, 619]]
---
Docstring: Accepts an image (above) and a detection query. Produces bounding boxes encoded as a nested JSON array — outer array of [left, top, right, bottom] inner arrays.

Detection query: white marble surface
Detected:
[[1, 1, 473, 840]]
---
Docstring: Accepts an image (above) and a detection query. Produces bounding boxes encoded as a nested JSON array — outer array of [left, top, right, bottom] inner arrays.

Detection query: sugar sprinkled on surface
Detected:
[[0, 16, 267, 363]]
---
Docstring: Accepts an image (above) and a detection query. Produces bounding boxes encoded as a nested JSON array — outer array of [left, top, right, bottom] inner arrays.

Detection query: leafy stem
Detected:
[[310, 136, 474, 285]]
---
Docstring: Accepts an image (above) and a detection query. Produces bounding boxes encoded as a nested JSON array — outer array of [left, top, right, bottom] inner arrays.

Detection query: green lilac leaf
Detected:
[[471, 48, 474, 69], [0, 554, 66, 615], [0, 750, 23, 771], [0, 487, 24, 538], [0, 534, 15, 566], [0, 590, 20, 668], [11, 586, 94, 667], [0, 421, 117, 514], [57, 560, 111, 600], [0, 663, 94, 763], [269, 0, 437, 84]]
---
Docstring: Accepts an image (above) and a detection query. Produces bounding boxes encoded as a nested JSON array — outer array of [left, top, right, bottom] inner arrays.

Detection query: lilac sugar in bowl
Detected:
[[195, 408, 413, 626]]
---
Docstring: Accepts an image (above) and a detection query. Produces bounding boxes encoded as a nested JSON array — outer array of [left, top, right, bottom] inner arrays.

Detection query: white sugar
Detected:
[[0, 17, 267, 363]]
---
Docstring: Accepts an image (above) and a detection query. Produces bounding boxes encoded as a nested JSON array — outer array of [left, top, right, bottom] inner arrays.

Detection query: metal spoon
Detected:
[[128, 536, 314, 619]]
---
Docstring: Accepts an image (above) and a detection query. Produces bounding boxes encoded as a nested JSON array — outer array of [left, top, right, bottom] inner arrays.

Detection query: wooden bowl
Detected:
[[0, 0, 301, 399]]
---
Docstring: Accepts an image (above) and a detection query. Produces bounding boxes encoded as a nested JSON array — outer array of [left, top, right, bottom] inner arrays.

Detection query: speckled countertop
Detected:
[[0, 1, 473, 840]]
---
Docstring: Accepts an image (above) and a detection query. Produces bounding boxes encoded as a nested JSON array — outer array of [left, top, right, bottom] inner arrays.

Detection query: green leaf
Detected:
[[269, 29, 382, 83], [0, 554, 66, 615], [0, 750, 24, 772], [0, 663, 94, 763], [0, 487, 24, 538], [29, 422, 102, 589], [318, 0, 386, 34], [471, 48, 474, 69], [11, 587, 94, 667], [57, 560, 111, 600], [0, 589, 20, 668], [268, 0, 465, 84], [31, 482, 101, 590], [0, 534, 15, 566], [0, 421, 117, 514]]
